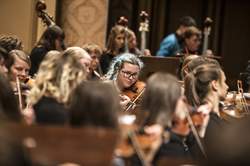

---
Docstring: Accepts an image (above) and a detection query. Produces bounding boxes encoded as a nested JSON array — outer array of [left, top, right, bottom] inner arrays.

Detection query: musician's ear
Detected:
[[211, 80, 218, 91]]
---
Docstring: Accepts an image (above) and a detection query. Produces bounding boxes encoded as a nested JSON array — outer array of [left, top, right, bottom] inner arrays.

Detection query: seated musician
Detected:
[[27, 49, 87, 125], [105, 53, 144, 110], [6, 50, 31, 96], [180, 26, 201, 55], [176, 26, 201, 79], [29, 25, 65, 76], [100, 25, 126, 74], [157, 16, 197, 57], [82, 43, 103, 80], [127, 29, 151, 57], [138, 73, 196, 165], [0, 35, 24, 77], [184, 64, 229, 160]]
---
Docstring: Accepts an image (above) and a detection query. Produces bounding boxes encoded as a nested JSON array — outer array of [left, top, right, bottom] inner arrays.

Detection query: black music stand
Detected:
[[139, 56, 181, 81]]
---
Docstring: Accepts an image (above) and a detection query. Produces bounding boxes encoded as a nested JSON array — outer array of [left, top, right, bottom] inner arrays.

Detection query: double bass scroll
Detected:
[[36, 0, 56, 27]]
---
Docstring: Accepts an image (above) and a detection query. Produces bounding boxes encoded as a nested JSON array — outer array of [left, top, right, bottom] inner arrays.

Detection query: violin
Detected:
[[173, 110, 205, 135], [115, 122, 167, 165], [172, 98, 207, 158], [122, 81, 146, 112]]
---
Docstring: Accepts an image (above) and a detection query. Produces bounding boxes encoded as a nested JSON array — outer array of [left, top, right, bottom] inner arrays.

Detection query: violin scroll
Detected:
[[139, 11, 149, 33]]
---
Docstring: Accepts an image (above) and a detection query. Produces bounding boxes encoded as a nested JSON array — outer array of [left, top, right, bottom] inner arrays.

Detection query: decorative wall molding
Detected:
[[60, 0, 108, 48]]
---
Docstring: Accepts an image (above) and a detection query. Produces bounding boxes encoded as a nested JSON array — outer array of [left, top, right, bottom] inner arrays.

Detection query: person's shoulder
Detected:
[[30, 46, 47, 55], [163, 33, 177, 41]]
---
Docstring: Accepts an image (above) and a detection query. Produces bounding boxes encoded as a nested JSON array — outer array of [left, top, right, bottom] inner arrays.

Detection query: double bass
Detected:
[[202, 17, 213, 56], [139, 11, 149, 54]]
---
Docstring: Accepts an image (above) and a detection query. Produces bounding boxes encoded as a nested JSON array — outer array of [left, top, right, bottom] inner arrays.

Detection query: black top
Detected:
[[29, 46, 48, 76], [33, 96, 67, 125], [100, 52, 115, 74], [202, 112, 228, 161], [153, 130, 195, 166], [204, 112, 228, 144]]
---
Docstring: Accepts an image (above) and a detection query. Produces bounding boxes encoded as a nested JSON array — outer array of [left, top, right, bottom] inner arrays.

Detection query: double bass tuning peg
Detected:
[[204, 17, 213, 28], [117, 16, 128, 27]]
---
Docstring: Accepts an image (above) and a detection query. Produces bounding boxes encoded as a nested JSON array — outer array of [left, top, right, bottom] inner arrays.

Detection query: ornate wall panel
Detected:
[[60, 0, 108, 48]]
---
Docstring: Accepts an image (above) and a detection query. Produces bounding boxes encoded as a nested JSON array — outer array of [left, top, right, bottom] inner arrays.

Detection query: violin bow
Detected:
[[124, 87, 146, 112], [16, 76, 23, 112], [128, 131, 150, 166], [93, 70, 101, 79]]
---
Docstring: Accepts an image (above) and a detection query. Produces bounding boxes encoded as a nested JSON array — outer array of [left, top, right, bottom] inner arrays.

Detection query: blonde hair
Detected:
[[65, 46, 91, 60], [82, 43, 103, 56], [28, 50, 86, 105]]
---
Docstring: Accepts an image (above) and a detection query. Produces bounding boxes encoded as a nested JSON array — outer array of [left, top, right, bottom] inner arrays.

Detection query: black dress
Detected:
[[29, 46, 48, 76], [153, 130, 195, 165], [33, 96, 67, 125], [100, 52, 115, 74]]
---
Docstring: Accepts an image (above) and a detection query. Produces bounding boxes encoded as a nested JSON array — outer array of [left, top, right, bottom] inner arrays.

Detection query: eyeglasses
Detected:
[[121, 70, 139, 79]]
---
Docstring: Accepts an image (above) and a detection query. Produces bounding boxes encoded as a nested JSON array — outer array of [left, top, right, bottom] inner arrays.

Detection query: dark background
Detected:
[[107, 0, 250, 90]]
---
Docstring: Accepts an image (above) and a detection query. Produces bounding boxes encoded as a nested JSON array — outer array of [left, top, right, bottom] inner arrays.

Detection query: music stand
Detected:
[[139, 56, 181, 81]]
